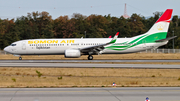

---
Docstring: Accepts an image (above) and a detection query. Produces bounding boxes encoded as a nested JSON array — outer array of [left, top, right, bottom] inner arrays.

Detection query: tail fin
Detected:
[[146, 9, 173, 40]]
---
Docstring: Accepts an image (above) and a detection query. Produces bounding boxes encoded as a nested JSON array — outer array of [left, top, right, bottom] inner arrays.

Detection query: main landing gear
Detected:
[[19, 57, 22, 60], [88, 55, 93, 60]]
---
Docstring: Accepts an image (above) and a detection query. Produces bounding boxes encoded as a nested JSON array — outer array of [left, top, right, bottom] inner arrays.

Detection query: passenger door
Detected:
[[22, 41, 26, 50]]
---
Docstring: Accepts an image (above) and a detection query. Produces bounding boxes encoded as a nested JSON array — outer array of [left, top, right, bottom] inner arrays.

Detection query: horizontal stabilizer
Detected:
[[155, 36, 177, 42]]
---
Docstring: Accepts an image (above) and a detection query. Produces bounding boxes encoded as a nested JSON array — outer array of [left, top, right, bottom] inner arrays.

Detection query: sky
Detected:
[[0, 0, 180, 19]]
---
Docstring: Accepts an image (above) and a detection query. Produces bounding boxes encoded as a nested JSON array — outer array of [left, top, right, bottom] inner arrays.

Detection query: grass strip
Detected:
[[0, 67, 180, 88]]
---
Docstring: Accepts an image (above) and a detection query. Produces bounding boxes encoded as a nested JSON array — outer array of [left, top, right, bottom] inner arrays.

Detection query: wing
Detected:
[[80, 32, 119, 55]]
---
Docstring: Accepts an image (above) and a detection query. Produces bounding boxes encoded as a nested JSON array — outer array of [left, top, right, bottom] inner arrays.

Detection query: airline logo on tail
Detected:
[[157, 24, 164, 30]]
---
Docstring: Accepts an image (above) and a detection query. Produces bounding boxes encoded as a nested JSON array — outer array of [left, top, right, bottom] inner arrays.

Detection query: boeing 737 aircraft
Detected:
[[4, 9, 176, 60]]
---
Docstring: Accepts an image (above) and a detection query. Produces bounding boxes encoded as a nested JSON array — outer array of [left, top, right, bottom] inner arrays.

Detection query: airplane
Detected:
[[4, 9, 176, 60]]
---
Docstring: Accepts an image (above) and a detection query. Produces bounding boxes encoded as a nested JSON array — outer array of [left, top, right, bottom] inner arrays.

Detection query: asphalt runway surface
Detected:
[[0, 87, 179, 101], [0, 59, 180, 68], [0, 62, 180, 68], [1, 59, 180, 63]]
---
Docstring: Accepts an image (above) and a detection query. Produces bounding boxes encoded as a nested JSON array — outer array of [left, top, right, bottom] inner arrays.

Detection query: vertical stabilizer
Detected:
[[146, 9, 173, 40]]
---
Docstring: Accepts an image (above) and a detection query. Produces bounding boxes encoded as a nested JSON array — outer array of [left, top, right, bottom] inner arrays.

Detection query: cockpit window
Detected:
[[11, 44, 16, 46]]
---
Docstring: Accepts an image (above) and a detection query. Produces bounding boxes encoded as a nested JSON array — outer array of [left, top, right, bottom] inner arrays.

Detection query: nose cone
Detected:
[[4, 46, 9, 53]]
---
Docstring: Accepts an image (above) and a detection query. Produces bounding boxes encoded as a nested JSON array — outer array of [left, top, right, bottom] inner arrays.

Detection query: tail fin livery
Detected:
[[127, 9, 174, 50], [132, 9, 173, 44], [146, 9, 173, 40]]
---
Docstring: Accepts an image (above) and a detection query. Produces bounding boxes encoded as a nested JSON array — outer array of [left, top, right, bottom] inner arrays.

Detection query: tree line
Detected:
[[0, 11, 180, 50]]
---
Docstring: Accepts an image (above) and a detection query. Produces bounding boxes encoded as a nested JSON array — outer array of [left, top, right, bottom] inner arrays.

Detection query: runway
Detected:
[[1, 59, 180, 63], [0, 87, 179, 101], [0, 62, 180, 68], [0, 59, 180, 68]]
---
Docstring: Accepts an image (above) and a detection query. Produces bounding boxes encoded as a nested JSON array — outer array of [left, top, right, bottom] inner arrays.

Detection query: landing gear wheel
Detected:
[[88, 55, 93, 60], [19, 57, 22, 60]]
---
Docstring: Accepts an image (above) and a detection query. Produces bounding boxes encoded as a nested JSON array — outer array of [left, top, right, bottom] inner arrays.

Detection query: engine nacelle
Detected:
[[64, 49, 81, 58]]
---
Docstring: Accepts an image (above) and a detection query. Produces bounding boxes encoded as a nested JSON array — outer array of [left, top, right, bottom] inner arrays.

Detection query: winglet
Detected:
[[109, 32, 119, 43]]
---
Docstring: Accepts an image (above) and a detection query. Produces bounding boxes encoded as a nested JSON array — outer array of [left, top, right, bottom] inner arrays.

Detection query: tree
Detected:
[[53, 15, 75, 38], [85, 15, 108, 38], [126, 14, 146, 37], [71, 13, 87, 38], [1, 19, 19, 48]]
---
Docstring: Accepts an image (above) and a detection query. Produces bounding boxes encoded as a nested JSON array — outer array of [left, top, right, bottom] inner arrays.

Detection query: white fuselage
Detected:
[[4, 38, 167, 55]]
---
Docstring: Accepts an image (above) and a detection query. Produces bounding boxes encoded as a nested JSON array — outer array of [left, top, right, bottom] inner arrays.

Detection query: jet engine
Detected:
[[64, 49, 81, 58]]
